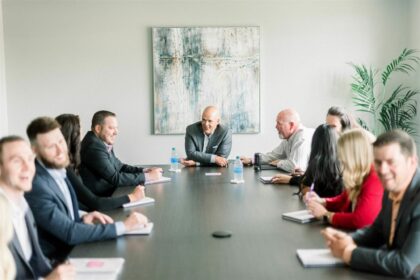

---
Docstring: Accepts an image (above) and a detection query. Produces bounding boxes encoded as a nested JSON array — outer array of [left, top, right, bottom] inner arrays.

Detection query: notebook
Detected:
[[145, 176, 171, 185], [125, 222, 154, 235], [282, 210, 317, 224], [259, 176, 273, 183], [296, 249, 345, 267], [69, 258, 124, 280], [122, 197, 155, 208]]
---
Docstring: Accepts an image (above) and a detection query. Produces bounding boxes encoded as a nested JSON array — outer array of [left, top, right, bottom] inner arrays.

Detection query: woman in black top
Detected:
[[55, 114, 145, 211], [272, 124, 343, 198]]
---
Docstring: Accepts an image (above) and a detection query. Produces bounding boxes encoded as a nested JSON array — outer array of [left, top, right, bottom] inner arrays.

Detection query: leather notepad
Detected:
[[122, 197, 155, 208], [282, 210, 317, 224], [296, 249, 345, 267]]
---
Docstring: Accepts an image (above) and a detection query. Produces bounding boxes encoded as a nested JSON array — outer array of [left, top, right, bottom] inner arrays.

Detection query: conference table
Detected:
[[70, 165, 392, 280]]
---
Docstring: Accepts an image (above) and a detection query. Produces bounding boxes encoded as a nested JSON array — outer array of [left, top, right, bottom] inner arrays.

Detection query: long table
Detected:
[[70, 165, 389, 280]]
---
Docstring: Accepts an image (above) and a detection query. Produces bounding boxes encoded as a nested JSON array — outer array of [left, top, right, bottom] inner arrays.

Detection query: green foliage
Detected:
[[349, 48, 420, 136]]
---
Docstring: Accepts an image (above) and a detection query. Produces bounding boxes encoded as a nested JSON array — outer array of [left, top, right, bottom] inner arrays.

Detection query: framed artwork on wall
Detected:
[[152, 26, 260, 134]]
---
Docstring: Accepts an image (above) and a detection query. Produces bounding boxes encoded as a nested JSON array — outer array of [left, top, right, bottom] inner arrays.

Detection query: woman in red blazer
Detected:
[[305, 129, 383, 230]]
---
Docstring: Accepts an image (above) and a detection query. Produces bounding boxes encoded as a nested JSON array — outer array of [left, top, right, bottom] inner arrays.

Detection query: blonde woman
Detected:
[[305, 129, 383, 230], [0, 193, 16, 280]]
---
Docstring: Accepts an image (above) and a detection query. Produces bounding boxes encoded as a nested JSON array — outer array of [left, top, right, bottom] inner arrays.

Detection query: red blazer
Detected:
[[325, 166, 383, 230]]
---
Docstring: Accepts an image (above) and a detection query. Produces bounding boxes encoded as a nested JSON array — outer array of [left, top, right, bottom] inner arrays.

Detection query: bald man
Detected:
[[180, 106, 232, 167], [242, 108, 314, 172]]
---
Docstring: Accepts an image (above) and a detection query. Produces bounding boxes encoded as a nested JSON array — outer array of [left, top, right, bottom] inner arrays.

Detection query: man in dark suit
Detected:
[[25, 117, 149, 262], [0, 136, 74, 279], [79, 110, 162, 197], [322, 130, 419, 279], [180, 106, 232, 167]]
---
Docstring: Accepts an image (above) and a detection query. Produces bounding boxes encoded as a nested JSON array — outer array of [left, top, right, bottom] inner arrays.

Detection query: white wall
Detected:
[[0, 0, 8, 137], [3, 0, 410, 164], [408, 0, 420, 156]]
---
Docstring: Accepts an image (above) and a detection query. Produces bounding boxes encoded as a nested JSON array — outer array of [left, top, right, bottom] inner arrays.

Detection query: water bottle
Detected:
[[170, 147, 178, 170], [233, 156, 244, 182]]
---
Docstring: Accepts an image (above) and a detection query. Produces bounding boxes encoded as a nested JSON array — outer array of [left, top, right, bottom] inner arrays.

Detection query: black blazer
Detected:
[[67, 169, 130, 211], [9, 209, 52, 280], [25, 160, 118, 262], [350, 168, 420, 278], [79, 131, 145, 197], [184, 121, 232, 166]]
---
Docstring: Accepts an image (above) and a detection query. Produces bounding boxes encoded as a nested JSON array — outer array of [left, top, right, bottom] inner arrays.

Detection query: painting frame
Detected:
[[152, 26, 260, 135]]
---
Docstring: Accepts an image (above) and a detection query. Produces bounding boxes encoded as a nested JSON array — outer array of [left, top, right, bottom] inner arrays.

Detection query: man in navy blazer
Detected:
[[0, 136, 74, 279], [79, 110, 163, 197], [25, 117, 149, 262], [322, 130, 420, 279], [180, 106, 232, 167]]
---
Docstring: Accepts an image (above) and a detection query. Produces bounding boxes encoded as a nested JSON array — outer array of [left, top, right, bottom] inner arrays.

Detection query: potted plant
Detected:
[[349, 48, 419, 136]]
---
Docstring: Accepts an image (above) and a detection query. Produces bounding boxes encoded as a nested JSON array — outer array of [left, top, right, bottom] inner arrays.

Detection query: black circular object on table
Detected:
[[212, 230, 232, 238]]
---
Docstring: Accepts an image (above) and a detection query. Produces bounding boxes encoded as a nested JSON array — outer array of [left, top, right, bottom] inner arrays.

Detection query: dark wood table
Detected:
[[70, 165, 392, 280]]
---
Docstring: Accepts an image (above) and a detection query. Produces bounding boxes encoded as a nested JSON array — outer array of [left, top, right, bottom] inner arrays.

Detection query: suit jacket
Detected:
[[350, 168, 420, 278], [25, 160, 118, 262], [79, 131, 145, 197], [67, 168, 129, 211], [9, 209, 52, 280], [185, 121, 232, 165]]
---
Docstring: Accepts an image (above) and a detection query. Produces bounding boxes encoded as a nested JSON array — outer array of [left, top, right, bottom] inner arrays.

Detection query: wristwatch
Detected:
[[323, 211, 332, 223]]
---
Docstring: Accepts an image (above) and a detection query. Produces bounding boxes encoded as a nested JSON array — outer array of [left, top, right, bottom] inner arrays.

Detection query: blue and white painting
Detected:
[[153, 27, 260, 134]]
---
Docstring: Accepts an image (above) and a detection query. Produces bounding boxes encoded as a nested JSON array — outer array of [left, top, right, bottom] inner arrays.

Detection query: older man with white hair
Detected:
[[242, 108, 314, 173]]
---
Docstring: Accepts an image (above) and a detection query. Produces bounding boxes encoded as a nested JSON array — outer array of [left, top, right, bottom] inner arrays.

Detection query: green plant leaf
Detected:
[[381, 48, 420, 85]]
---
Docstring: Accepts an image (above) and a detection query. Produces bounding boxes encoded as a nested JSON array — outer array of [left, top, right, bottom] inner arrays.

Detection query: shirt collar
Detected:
[[0, 188, 29, 219], [37, 159, 67, 180], [104, 142, 113, 153]]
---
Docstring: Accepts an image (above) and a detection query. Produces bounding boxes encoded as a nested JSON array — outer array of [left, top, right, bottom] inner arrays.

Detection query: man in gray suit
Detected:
[[322, 130, 419, 279], [180, 106, 232, 167], [0, 136, 74, 279], [25, 117, 149, 262]]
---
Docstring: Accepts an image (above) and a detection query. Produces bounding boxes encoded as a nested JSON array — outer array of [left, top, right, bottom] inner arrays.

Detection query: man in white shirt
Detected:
[[0, 135, 74, 279], [25, 117, 149, 262], [241, 108, 314, 172]]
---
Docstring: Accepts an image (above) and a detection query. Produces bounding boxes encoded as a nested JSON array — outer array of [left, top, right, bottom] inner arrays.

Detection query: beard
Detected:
[[39, 153, 69, 169]]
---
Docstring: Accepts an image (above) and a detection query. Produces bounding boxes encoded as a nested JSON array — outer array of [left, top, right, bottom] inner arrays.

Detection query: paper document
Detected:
[[296, 249, 345, 267], [69, 258, 124, 280], [125, 222, 154, 235], [122, 197, 155, 208], [282, 210, 317, 224], [205, 172, 221, 176], [259, 176, 273, 183], [145, 176, 171, 185]]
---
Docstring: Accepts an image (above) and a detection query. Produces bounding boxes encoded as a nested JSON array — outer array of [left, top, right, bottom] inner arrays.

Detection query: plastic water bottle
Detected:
[[170, 147, 178, 171], [233, 156, 244, 182]]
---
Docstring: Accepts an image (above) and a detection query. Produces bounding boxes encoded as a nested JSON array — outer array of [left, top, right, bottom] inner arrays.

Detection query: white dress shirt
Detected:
[[0, 188, 33, 261]]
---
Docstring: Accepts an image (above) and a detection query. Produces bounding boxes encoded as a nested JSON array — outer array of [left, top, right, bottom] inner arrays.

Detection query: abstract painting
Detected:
[[153, 27, 260, 134]]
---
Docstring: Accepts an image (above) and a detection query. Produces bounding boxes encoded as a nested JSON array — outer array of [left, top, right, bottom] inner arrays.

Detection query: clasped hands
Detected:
[[321, 227, 357, 264], [180, 156, 228, 167]]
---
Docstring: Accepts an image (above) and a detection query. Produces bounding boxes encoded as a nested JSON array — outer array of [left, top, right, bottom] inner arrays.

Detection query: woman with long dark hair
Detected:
[[272, 124, 343, 197], [56, 114, 145, 211]]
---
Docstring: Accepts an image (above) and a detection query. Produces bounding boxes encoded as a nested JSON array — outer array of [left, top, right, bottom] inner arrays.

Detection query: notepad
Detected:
[[122, 197, 155, 208], [259, 176, 273, 183], [145, 176, 171, 185], [125, 222, 154, 235], [282, 210, 317, 224], [296, 249, 345, 267], [69, 258, 124, 280], [205, 172, 221, 176]]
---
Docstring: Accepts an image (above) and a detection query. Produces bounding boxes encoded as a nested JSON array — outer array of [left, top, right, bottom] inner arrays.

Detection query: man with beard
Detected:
[[25, 117, 149, 262], [241, 108, 314, 172], [0, 136, 74, 279], [80, 110, 162, 197]]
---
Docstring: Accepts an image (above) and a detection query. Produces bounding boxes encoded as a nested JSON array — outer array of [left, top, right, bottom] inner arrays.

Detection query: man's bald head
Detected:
[[276, 108, 301, 139], [201, 106, 220, 135]]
